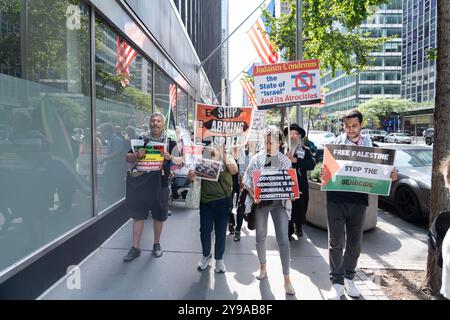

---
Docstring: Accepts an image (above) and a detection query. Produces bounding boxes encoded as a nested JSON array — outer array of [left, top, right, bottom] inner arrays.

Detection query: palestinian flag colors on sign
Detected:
[[321, 145, 396, 196]]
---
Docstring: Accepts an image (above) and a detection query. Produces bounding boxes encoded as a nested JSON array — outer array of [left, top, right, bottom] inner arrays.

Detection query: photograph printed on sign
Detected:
[[194, 157, 223, 181]]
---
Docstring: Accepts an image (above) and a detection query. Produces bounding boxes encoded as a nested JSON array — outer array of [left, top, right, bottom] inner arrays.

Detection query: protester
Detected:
[[244, 127, 296, 295], [320, 109, 397, 299], [439, 155, 450, 299], [187, 145, 238, 273], [123, 112, 181, 261], [283, 124, 316, 240]]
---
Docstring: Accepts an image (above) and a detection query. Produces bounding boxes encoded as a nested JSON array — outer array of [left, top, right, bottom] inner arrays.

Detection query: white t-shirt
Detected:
[[441, 228, 450, 299]]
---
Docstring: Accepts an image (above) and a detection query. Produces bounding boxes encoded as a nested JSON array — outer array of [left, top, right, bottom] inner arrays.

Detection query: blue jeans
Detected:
[[199, 197, 230, 260]]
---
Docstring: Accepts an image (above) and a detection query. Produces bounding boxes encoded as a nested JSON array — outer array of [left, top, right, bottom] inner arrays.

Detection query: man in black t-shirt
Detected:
[[123, 112, 181, 261]]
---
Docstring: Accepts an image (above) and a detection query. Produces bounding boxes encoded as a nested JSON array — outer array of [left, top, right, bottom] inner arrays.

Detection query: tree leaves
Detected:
[[262, 0, 389, 75]]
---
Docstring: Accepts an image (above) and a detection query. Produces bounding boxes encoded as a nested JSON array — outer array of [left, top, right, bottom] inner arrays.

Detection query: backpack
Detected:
[[428, 211, 450, 268]]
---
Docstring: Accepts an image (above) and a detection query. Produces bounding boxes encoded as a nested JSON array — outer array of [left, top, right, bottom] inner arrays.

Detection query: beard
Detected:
[[290, 138, 302, 152]]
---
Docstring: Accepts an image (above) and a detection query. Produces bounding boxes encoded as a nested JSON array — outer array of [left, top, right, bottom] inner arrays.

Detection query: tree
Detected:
[[358, 97, 416, 128], [262, 0, 390, 74], [260, 0, 390, 128], [427, 0, 450, 295]]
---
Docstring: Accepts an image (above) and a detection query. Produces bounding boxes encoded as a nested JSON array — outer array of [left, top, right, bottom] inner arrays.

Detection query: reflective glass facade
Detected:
[[322, 0, 402, 115], [401, 0, 437, 107], [0, 0, 219, 281]]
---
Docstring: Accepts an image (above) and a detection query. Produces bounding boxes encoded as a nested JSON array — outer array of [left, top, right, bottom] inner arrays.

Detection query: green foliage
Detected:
[[358, 97, 416, 127], [425, 48, 437, 61], [261, 0, 390, 75], [308, 161, 322, 182]]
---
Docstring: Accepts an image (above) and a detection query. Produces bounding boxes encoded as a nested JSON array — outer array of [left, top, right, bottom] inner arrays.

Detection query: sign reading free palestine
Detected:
[[321, 145, 396, 196], [253, 59, 321, 110]]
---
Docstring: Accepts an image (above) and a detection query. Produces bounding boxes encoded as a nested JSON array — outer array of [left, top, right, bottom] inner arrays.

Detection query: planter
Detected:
[[306, 181, 378, 231]]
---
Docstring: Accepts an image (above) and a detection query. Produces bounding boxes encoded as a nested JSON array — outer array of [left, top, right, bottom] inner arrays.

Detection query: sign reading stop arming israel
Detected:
[[253, 59, 321, 110], [321, 145, 396, 196]]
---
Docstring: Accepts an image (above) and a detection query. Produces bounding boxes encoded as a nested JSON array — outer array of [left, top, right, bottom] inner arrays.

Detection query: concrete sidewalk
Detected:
[[39, 203, 427, 300]]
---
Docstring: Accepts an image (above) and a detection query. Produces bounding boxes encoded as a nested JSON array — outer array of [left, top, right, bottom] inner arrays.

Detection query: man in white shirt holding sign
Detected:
[[321, 109, 397, 299]]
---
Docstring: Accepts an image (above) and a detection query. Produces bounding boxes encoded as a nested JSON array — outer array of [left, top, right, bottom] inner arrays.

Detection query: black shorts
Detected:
[[125, 172, 169, 222]]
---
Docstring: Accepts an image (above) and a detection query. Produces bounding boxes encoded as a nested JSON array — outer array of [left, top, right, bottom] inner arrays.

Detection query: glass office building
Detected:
[[0, 0, 223, 298], [401, 0, 437, 134], [321, 0, 403, 119]]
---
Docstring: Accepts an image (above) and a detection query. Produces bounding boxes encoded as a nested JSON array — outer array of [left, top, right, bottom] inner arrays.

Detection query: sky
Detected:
[[228, 0, 269, 106]]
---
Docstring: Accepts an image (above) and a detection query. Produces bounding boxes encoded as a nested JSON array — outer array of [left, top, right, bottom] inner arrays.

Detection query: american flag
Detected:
[[116, 36, 137, 87], [169, 83, 177, 109], [240, 75, 257, 107], [247, 17, 278, 65]]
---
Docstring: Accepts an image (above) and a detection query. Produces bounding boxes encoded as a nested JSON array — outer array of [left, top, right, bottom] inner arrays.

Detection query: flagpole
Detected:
[[287, 107, 291, 152], [197, 0, 267, 71]]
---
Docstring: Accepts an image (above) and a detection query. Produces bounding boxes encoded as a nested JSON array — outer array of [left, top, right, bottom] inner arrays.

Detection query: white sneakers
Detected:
[[197, 255, 212, 271], [197, 256, 226, 273], [327, 283, 345, 300], [215, 259, 226, 273], [344, 278, 361, 298], [327, 280, 361, 299]]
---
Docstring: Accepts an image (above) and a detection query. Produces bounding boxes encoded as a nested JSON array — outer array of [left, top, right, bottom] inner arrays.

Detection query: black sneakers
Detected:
[[153, 243, 162, 258], [123, 247, 141, 262], [233, 231, 241, 242]]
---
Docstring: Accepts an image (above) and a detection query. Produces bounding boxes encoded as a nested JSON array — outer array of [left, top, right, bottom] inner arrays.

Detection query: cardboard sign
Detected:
[[194, 104, 254, 148], [253, 59, 321, 110], [130, 139, 166, 172], [321, 145, 396, 196], [252, 169, 300, 201], [183, 144, 204, 170], [194, 157, 223, 181], [248, 110, 266, 142]]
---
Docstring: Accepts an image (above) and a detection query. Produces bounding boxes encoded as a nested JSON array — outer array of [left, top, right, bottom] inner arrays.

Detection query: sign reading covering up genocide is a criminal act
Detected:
[[194, 104, 254, 148], [253, 59, 321, 110], [253, 169, 300, 201], [321, 145, 396, 196]]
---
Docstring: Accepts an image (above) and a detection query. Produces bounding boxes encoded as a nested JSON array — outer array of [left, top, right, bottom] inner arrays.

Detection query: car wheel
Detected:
[[425, 137, 432, 145], [394, 187, 422, 222]]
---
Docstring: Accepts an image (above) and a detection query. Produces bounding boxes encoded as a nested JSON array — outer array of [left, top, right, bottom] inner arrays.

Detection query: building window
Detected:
[[95, 18, 154, 213], [0, 0, 93, 273]]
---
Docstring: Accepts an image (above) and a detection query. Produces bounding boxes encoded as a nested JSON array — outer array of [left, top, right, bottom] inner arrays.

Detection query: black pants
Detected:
[[228, 187, 243, 231]]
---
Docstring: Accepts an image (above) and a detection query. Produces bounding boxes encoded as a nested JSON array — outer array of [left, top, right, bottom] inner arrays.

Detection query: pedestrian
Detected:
[[187, 145, 238, 273], [439, 155, 450, 299], [244, 127, 296, 295], [123, 112, 181, 261], [320, 109, 398, 299], [283, 124, 316, 240]]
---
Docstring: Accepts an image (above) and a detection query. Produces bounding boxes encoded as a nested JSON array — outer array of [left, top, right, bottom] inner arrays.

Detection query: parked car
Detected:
[[384, 132, 412, 144], [361, 129, 388, 142], [423, 128, 434, 145], [307, 130, 335, 146], [307, 131, 336, 163], [380, 145, 432, 222]]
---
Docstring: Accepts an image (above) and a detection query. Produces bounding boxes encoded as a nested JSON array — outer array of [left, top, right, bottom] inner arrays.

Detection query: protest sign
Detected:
[[321, 145, 396, 196], [194, 157, 223, 181], [253, 59, 321, 110], [183, 144, 204, 170], [252, 169, 300, 201], [130, 139, 166, 172], [248, 110, 266, 141], [194, 104, 254, 148]]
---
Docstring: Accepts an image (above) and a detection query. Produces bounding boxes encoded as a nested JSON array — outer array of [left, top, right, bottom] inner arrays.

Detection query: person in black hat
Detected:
[[283, 124, 316, 240]]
